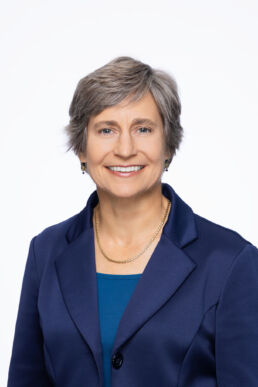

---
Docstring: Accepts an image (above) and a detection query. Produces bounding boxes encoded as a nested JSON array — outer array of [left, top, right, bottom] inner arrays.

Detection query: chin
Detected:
[[99, 183, 148, 199], [109, 181, 163, 200]]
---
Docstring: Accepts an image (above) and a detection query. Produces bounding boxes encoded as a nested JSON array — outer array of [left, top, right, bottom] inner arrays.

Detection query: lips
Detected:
[[105, 165, 145, 168], [105, 165, 145, 171], [105, 165, 145, 177]]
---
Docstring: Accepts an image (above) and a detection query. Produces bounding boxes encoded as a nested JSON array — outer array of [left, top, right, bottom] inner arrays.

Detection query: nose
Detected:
[[113, 130, 137, 158]]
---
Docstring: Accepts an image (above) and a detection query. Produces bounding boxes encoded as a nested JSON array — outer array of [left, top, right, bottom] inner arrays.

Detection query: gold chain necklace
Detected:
[[93, 198, 171, 264]]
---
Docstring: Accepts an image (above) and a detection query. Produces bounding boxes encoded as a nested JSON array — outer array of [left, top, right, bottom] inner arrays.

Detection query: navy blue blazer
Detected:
[[7, 182, 258, 387]]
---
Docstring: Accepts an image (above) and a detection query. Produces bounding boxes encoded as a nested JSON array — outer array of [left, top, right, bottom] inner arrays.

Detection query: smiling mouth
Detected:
[[105, 165, 145, 176], [106, 166, 145, 172]]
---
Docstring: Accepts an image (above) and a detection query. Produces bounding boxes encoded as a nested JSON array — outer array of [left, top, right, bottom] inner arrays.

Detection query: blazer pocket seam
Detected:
[[43, 341, 57, 384], [177, 302, 218, 387], [216, 242, 252, 312]]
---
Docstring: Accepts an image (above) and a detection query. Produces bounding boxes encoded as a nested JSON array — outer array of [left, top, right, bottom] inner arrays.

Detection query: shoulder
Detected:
[[191, 211, 257, 278], [35, 211, 80, 244], [31, 209, 85, 276], [194, 212, 252, 246]]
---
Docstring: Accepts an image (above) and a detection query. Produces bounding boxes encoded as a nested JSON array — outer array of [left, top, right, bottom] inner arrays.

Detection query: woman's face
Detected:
[[79, 91, 170, 199]]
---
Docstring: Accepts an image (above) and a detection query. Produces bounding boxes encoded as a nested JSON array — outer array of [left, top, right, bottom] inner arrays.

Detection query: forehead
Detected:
[[88, 91, 163, 126]]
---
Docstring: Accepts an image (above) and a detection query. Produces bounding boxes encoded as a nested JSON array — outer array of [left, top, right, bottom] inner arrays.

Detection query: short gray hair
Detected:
[[64, 56, 183, 163]]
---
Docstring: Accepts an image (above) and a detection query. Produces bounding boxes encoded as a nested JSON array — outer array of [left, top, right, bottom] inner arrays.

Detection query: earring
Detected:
[[81, 162, 87, 174], [164, 159, 170, 171]]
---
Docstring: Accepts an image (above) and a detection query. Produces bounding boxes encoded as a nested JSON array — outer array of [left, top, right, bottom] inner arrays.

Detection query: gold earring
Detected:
[[164, 159, 170, 171], [81, 162, 87, 174]]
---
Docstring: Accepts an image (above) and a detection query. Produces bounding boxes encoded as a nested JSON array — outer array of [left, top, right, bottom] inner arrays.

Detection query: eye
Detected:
[[137, 127, 152, 134], [98, 128, 113, 135]]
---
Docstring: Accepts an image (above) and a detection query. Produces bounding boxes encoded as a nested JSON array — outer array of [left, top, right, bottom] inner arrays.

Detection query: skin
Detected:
[[79, 91, 172, 262]]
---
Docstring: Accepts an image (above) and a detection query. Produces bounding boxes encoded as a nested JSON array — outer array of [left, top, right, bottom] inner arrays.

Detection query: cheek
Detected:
[[142, 139, 165, 162], [86, 139, 111, 163]]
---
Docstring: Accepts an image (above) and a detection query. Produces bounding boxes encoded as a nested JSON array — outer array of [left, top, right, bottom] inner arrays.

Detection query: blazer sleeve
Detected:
[[7, 236, 53, 387], [215, 243, 258, 386]]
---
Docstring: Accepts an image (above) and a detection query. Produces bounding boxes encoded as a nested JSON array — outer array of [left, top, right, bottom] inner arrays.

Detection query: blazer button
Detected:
[[112, 352, 123, 369]]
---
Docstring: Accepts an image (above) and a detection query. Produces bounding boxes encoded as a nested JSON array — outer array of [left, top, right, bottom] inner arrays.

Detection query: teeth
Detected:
[[108, 166, 144, 172]]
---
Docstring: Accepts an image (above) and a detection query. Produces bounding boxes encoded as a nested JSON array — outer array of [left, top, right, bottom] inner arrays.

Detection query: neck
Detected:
[[94, 182, 169, 248]]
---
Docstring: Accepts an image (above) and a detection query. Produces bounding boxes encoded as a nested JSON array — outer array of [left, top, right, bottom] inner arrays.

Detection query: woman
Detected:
[[7, 56, 258, 387]]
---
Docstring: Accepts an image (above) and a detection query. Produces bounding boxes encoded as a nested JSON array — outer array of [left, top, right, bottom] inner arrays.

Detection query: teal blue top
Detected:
[[96, 272, 142, 387]]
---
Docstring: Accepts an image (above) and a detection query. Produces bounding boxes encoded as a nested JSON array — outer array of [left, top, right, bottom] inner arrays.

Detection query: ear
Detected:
[[165, 151, 172, 161], [166, 147, 175, 162], [78, 151, 87, 163]]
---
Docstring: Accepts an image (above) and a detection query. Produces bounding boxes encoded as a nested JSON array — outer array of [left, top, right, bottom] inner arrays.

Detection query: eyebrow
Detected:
[[92, 118, 158, 129]]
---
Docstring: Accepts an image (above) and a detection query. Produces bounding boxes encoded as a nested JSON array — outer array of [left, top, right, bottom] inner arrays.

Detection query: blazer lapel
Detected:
[[112, 183, 198, 352], [54, 182, 198, 375]]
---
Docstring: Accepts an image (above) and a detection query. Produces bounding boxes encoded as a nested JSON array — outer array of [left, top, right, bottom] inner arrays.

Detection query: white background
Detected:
[[1, 0, 257, 384]]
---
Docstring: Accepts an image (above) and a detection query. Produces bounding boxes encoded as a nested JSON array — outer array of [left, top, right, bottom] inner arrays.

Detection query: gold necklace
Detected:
[[93, 198, 171, 264]]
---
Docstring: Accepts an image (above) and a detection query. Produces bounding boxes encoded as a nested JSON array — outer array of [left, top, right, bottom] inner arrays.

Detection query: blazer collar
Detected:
[[55, 182, 198, 384], [66, 182, 198, 248]]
